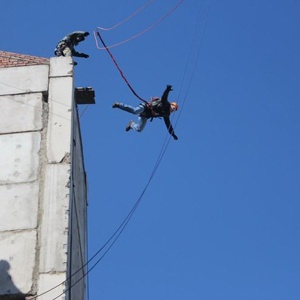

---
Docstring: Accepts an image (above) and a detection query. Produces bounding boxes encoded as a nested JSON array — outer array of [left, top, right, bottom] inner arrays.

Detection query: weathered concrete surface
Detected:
[[0, 54, 88, 300], [50, 56, 73, 78], [47, 59, 73, 163], [0, 65, 49, 96], [0, 182, 39, 231], [39, 164, 70, 273], [37, 273, 66, 300], [0, 230, 36, 295], [0, 132, 41, 184], [66, 108, 88, 300], [0, 93, 43, 134]]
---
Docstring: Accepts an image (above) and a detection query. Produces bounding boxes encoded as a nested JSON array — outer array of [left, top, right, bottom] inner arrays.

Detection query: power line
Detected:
[[174, 0, 211, 129]]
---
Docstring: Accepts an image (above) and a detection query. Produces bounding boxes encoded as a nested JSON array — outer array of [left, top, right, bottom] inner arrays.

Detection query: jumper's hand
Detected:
[[166, 84, 173, 91]]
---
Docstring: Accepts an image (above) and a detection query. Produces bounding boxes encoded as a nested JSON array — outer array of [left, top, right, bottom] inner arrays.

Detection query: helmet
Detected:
[[170, 102, 179, 111]]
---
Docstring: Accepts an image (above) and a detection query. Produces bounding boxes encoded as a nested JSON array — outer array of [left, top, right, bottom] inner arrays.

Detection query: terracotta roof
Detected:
[[0, 51, 49, 68]]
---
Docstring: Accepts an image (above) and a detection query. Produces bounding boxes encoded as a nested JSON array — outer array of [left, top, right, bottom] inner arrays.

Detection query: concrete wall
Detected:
[[0, 57, 87, 300], [67, 105, 88, 300]]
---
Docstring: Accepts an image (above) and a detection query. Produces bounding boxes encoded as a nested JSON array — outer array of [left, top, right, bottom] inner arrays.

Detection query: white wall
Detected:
[[0, 64, 49, 296], [0, 56, 87, 300]]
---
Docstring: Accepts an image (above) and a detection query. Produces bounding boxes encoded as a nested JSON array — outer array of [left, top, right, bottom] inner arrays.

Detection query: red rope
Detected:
[[96, 31, 148, 103], [97, 0, 156, 31], [95, 0, 184, 50]]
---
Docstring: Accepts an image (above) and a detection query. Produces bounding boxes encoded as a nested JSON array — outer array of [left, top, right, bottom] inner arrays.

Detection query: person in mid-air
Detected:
[[112, 84, 179, 140], [54, 31, 89, 63]]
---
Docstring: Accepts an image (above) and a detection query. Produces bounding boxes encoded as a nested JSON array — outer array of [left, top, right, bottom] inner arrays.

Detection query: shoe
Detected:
[[125, 120, 134, 132], [112, 102, 120, 108]]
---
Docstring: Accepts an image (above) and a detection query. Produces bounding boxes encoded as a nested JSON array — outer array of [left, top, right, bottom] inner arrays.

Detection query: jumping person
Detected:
[[112, 85, 179, 140], [54, 31, 89, 63]]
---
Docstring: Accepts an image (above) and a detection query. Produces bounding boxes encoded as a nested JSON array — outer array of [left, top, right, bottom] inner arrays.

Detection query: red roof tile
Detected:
[[0, 51, 49, 68]]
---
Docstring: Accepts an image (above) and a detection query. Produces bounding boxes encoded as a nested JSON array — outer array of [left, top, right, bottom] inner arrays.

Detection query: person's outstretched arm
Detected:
[[161, 85, 173, 103], [164, 116, 178, 140]]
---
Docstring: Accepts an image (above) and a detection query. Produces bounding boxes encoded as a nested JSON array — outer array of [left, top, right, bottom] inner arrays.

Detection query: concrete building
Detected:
[[0, 51, 94, 300]]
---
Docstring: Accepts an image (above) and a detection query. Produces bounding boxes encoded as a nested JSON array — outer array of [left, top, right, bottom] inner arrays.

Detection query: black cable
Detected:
[[51, 144, 165, 300]]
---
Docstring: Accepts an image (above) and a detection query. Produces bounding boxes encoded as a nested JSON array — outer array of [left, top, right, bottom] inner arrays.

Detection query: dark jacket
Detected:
[[55, 31, 89, 58], [142, 86, 178, 140]]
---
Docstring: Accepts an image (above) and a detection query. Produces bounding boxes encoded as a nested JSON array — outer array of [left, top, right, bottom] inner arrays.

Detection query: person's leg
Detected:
[[54, 41, 64, 56], [129, 116, 147, 132], [114, 103, 144, 115]]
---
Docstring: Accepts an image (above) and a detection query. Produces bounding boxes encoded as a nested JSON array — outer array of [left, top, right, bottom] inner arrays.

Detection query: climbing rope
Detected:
[[95, 0, 184, 50], [95, 30, 148, 103], [97, 0, 156, 31], [94, 0, 185, 103]]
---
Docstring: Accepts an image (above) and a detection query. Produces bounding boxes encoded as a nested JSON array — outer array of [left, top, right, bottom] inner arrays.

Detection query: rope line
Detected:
[[95, 0, 184, 50], [51, 121, 175, 299], [174, 0, 210, 131], [97, 0, 156, 31], [0, 81, 73, 121], [0, 80, 90, 120], [33, 179, 145, 299], [95, 30, 148, 103], [79, 104, 89, 118]]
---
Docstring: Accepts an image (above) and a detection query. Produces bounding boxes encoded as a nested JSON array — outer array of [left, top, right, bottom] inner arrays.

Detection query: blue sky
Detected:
[[2, 0, 300, 299]]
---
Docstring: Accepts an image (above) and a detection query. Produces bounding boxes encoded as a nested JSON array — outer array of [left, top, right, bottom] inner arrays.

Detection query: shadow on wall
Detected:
[[0, 260, 28, 300]]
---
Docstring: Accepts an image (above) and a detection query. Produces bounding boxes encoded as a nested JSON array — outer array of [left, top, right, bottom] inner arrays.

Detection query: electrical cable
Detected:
[[0, 81, 73, 122], [51, 118, 176, 299], [172, 0, 211, 131], [79, 104, 89, 118]]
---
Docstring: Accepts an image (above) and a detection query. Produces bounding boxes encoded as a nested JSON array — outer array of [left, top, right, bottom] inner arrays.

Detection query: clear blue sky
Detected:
[[2, 1, 300, 299]]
